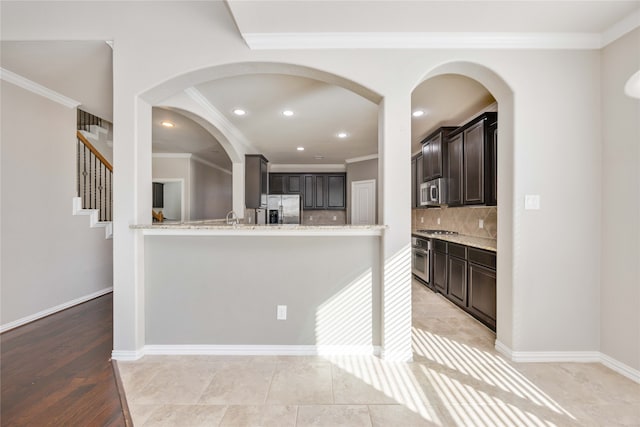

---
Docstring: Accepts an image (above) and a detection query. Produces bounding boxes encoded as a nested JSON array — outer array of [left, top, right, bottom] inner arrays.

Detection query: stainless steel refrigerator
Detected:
[[267, 194, 302, 224]]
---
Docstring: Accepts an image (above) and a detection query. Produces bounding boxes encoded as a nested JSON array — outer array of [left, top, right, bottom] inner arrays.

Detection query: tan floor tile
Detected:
[[198, 361, 276, 404], [132, 363, 218, 405], [297, 405, 372, 427], [141, 404, 227, 427], [128, 403, 160, 426], [219, 405, 297, 427], [368, 404, 445, 427], [331, 358, 403, 405], [266, 361, 334, 405]]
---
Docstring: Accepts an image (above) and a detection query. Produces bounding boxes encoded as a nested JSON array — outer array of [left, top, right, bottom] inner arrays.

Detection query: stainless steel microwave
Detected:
[[420, 178, 448, 206]]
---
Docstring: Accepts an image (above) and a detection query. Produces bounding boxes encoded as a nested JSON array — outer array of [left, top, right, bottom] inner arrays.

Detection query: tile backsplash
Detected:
[[412, 206, 497, 239], [302, 210, 346, 225]]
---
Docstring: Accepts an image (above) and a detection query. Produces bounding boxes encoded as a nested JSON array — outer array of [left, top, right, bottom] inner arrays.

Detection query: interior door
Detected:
[[351, 179, 376, 224]]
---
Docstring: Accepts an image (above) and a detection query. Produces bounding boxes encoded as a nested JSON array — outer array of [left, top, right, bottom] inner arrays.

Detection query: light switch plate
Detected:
[[277, 305, 287, 320], [479, 219, 484, 229], [525, 194, 541, 210]]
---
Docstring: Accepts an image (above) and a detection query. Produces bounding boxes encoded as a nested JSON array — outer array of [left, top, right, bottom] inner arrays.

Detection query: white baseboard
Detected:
[[495, 340, 640, 384], [0, 287, 113, 333], [142, 344, 381, 357], [111, 349, 145, 361]]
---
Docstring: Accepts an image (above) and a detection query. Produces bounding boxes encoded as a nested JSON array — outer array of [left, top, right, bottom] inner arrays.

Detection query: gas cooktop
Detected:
[[416, 229, 459, 235]]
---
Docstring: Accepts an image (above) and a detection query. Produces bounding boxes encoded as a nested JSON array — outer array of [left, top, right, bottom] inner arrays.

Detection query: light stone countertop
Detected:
[[131, 222, 387, 236], [412, 230, 497, 252]]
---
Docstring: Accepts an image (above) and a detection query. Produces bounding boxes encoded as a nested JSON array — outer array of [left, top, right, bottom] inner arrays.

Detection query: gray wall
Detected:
[[0, 81, 113, 327], [600, 28, 640, 371], [190, 159, 232, 220], [145, 235, 381, 347], [346, 158, 378, 224]]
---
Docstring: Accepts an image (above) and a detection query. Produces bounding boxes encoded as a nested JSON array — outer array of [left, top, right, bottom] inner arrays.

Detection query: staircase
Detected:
[[74, 110, 113, 239]]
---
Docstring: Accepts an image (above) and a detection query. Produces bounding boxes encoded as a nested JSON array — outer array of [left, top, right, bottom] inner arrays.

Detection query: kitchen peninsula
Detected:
[[131, 222, 387, 355]]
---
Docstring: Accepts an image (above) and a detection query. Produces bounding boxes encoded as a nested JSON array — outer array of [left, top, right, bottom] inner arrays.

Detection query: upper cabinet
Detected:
[[270, 172, 346, 210], [447, 112, 497, 206], [421, 127, 457, 182], [245, 154, 268, 208]]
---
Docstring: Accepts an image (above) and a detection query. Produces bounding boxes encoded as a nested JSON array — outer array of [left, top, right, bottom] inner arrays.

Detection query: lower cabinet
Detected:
[[432, 240, 496, 331], [447, 243, 467, 308], [433, 240, 448, 294]]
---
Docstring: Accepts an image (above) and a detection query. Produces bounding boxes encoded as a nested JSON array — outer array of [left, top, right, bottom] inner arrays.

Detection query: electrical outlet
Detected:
[[309, 216, 313, 221], [420, 217, 424, 223], [332, 215, 337, 221], [525, 194, 541, 210], [479, 219, 484, 229], [437, 218, 441, 225], [277, 305, 287, 320]]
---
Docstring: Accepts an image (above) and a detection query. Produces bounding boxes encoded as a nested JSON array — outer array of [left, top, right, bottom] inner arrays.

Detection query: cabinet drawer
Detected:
[[448, 242, 467, 259], [434, 239, 448, 253], [468, 248, 496, 269]]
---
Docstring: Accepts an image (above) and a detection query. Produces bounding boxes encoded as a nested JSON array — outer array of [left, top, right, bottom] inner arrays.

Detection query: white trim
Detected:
[[495, 341, 640, 384], [191, 155, 232, 175], [345, 154, 378, 164], [0, 287, 112, 333], [72, 197, 113, 239], [601, 8, 640, 47], [243, 32, 604, 50], [600, 353, 640, 384], [0, 67, 81, 108], [269, 163, 346, 173], [144, 344, 381, 357], [152, 152, 192, 159], [111, 349, 145, 361]]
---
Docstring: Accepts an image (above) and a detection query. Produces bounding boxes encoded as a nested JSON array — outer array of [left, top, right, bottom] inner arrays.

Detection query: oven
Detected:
[[412, 236, 432, 287]]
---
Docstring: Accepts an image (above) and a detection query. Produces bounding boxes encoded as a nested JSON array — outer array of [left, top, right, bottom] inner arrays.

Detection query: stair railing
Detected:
[[77, 130, 113, 222]]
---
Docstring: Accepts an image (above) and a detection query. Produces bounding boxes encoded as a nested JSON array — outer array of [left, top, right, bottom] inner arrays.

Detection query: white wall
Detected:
[[0, 80, 113, 328], [189, 158, 232, 220], [601, 28, 640, 372], [152, 156, 191, 220], [1, 2, 633, 366]]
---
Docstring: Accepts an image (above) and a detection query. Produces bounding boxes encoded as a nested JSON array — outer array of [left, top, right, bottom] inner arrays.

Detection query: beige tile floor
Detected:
[[118, 280, 640, 426]]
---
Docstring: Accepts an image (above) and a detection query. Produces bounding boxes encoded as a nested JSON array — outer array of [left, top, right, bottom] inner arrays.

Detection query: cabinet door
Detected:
[[468, 263, 496, 330], [287, 175, 301, 193], [447, 133, 463, 206], [260, 158, 268, 207], [303, 175, 315, 209], [433, 250, 448, 294], [422, 141, 433, 181], [315, 175, 325, 208], [327, 175, 345, 209], [488, 123, 498, 206], [431, 134, 443, 179], [270, 174, 285, 194], [463, 121, 485, 205], [447, 256, 467, 308], [411, 158, 416, 208], [416, 155, 424, 206]]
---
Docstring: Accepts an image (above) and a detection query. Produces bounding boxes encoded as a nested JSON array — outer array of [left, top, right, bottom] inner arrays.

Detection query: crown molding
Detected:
[[191, 155, 232, 175], [345, 154, 378, 164], [152, 152, 192, 159], [270, 163, 346, 173], [243, 32, 604, 50], [601, 8, 640, 47], [0, 67, 80, 108]]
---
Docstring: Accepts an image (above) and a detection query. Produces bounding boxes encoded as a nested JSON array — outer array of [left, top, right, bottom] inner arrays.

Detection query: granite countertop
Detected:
[[131, 222, 387, 236], [412, 230, 497, 252]]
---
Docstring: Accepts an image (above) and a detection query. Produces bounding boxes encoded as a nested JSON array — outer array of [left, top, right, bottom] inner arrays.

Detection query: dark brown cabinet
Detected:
[[432, 239, 496, 331], [468, 248, 497, 329], [433, 240, 448, 294], [421, 127, 456, 182], [245, 155, 268, 208], [411, 157, 417, 208], [447, 112, 497, 206], [447, 243, 468, 308], [271, 173, 346, 210]]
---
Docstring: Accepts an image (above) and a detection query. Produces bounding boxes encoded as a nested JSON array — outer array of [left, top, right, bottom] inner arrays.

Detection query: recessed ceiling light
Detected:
[[412, 110, 425, 117], [282, 110, 294, 117], [297, 146, 304, 151], [337, 132, 349, 139], [232, 108, 246, 116], [161, 121, 174, 128]]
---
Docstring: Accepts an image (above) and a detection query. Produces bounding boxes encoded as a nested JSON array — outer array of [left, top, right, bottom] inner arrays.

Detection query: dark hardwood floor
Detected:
[[1, 293, 128, 426]]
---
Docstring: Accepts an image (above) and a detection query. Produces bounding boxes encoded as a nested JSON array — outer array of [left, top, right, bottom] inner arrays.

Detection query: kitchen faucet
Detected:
[[226, 210, 238, 225]]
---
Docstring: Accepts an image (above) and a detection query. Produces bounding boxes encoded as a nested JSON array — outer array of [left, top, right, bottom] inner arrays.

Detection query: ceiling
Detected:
[[1, 1, 638, 166]]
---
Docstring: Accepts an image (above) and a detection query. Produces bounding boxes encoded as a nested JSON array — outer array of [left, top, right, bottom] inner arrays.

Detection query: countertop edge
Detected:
[[132, 224, 387, 237], [412, 231, 497, 252]]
